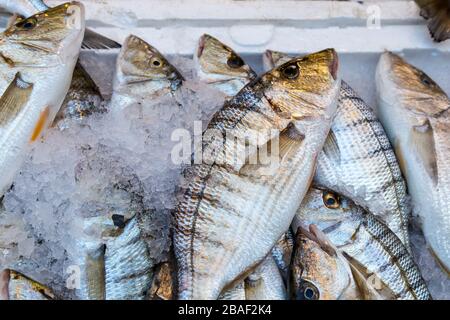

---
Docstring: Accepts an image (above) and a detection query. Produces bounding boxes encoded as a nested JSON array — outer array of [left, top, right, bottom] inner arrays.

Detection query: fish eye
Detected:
[[322, 191, 340, 209], [17, 18, 37, 30], [150, 57, 163, 68], [281, 64, 300, 79], [420, 74, 433, 87], [297, 281, 319, 300], [227, 55, 244, 69]]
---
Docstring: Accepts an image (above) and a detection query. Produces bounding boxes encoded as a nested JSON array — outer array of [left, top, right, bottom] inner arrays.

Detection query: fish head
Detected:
[[291, 225, 351, 300], [376, 52, 449, 118], [194, 34, 256, 96], [295, 187, 363, 233], [115, 35, 184, 93], [262, 49, 340, 121], [262, 50, 293, 71], [0, 2, 85, 64]]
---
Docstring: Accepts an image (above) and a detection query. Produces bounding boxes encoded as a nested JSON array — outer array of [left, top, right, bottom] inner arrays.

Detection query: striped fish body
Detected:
[[263, 50, 410, 249], [0, 269, 55, 300], [294, 188, 431, 300], [175, 49, 340, 299]]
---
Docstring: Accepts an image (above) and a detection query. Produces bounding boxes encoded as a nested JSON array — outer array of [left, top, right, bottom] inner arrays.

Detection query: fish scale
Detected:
[[375, 52, 450, 273], [294, 188, 431, 300], [175, 49, 340, 299], [264, 51, 410, 249]]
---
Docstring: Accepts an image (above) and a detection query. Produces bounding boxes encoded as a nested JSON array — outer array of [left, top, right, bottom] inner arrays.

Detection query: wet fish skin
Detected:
[[111, 35, 184, 111], [245, 256, 287, 300], [0, 269, 55, 300], [376, 52, 450, 273], [194, 34, 257, 97], [0, 2, 85, 196], [175, 49, 340, 300], [290, 225, 361, 300], [193, 37, 294, 295], [264, 50, 411, 250], [294, 187, 432, 300], [219, 281, 246, 300], [0, 0, 121, 49]]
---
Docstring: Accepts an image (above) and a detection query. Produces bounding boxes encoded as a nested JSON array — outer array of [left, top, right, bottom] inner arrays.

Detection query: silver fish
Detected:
[[264, 50, 411, 249], [175, 49, 340, 299], [290, 225, 362, 300], [0, 0, 121, 49], [0, 2, 85, 196], [376, 52, 450, 273], [294, 187, 431, 300]]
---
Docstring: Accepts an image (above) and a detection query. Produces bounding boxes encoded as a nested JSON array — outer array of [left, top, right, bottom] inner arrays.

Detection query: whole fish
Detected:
[[175, 49, 340, 299], [415, 0, 450, 42], [294, 187, 431, 300], [376, 52, 450, 273], [0, 269, 55, 300], [264, 50, 411, 249], [0, 2, 85, 196], [244, 256, 286, 300], [111, 34, 184, 113], [193, 35, 294, 289], [290, 225, 361, 300], [0, 0, 121, 49], [194, 34, 256, 96]]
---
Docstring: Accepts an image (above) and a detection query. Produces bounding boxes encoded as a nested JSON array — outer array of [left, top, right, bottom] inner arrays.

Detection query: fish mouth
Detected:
[[196, 34, 211, 59], [327, 49, 338, 80], [263, 50, 275, 69]]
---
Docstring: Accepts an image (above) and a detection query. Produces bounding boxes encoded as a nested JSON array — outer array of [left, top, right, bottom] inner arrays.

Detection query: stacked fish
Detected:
[[0, 1, 448, 300]]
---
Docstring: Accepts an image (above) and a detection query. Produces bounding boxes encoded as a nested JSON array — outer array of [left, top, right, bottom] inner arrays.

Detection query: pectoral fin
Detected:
[[322, 130, 341, 164], [410, 119, 438, 184], [30, 106, 50, 142], [279, 123, 304, 160], [0, 73, 33, 127]]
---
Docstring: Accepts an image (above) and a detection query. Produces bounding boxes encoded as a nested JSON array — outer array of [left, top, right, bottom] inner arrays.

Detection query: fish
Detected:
[[290, 225, 361, 300], [294, 187, 432, 300], [193, 36, 294, 292], [0, 2, 85, 196], [0, 0, 121, 49], [375, 51, 450, 273], [174, 49, 340, 299], [0, 269, 55, 300], [194, 34, 257, 97], [244, 256, 287, 300], [415, 0, 450, 42], [264, 50, 411, 250], [1, 3, 108, 127], [111, 34, 184, 112]]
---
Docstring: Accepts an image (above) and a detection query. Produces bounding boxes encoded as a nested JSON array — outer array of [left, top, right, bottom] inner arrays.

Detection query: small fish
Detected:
[[415, 0, 450, 42], [194, 34, 256, 97], [0, 2, 85, 196], [0, 269, 55, 300], [294, 187, 432, 300], [376, 52, 450, 273], [0, 0, 121, 49], [264, 50, 411, 250], [290, 225, 361, 300], [111, 35, 184, 112], [175, 49, 340, 299], [244, 256, 287, 300]]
